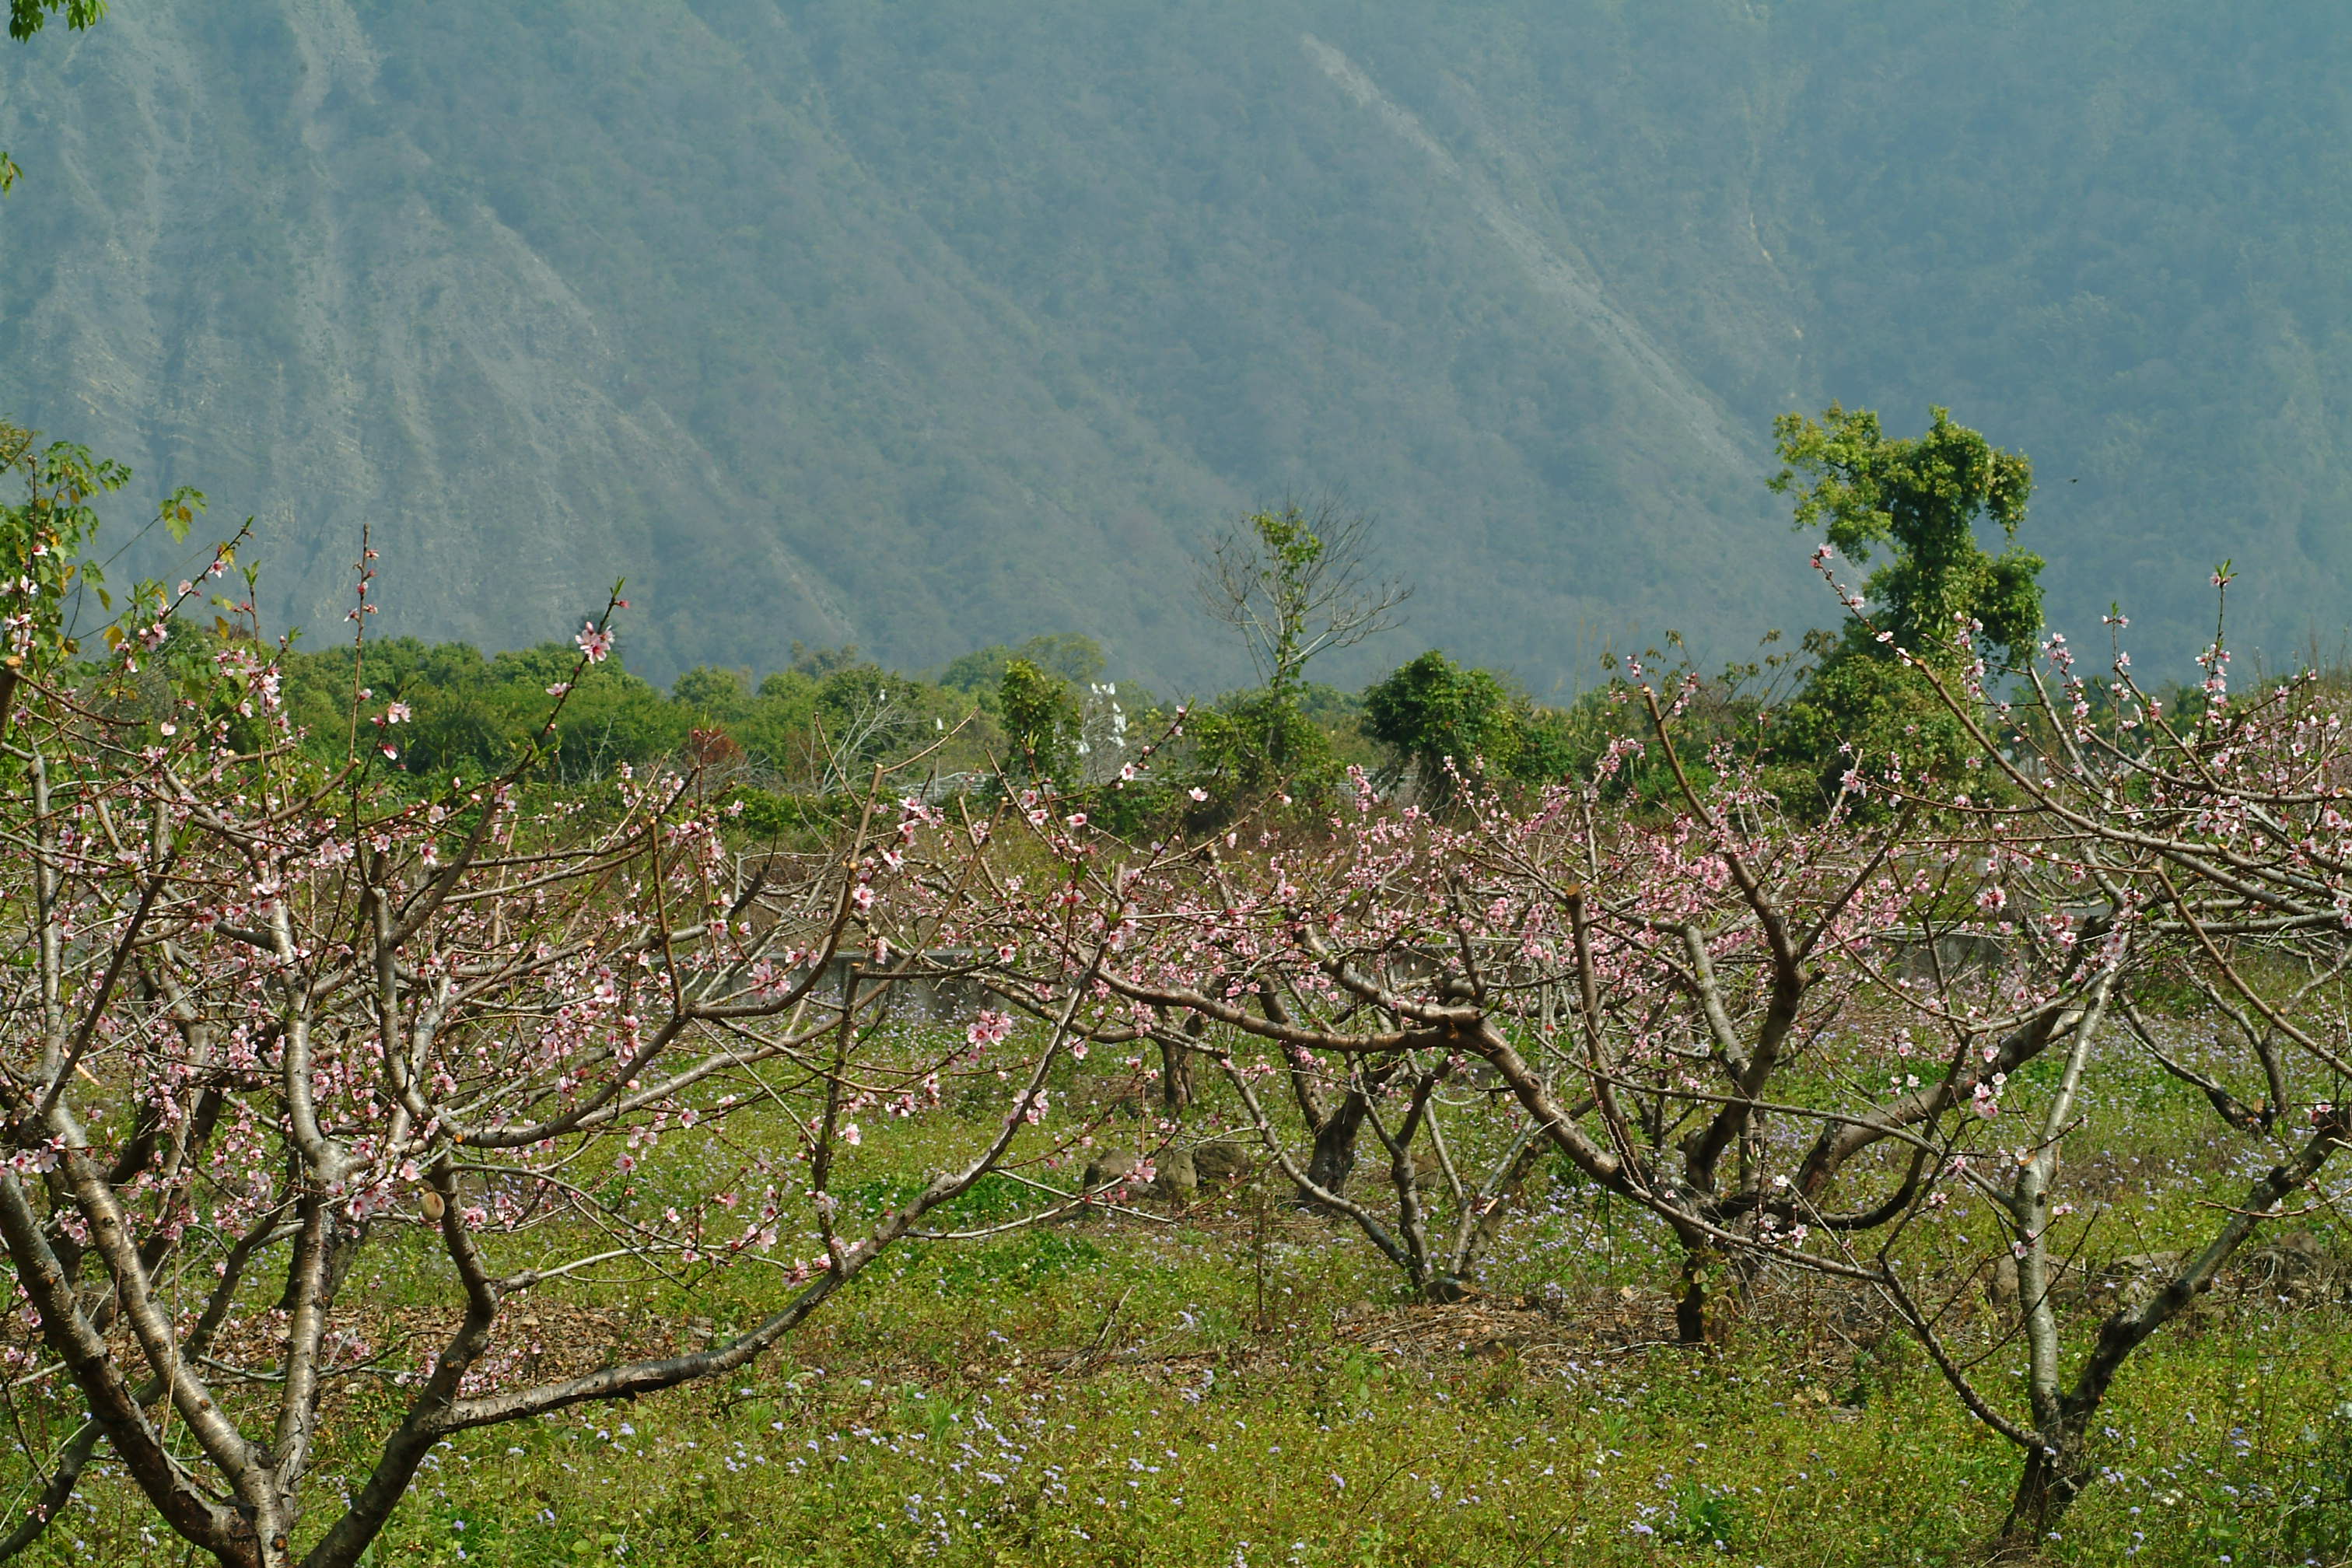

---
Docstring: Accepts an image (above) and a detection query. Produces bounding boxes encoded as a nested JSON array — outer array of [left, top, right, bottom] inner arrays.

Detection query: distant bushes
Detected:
[[258, 623, 1661, 832]]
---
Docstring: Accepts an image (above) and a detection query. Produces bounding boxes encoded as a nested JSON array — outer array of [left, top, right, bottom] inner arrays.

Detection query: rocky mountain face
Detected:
[[3, 2, 2347, 690]]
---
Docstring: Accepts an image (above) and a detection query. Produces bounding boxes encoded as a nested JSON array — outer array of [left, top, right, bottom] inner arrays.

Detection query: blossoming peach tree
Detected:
[[0, 470, 1082, 1566], [1792, 559, 2352, 1544], [962, 558, 2350, 1545], [968, 751, 1913, 1324]]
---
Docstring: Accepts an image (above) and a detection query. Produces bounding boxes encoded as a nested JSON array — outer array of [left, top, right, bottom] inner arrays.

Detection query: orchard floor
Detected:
[[18, 1190, 2351, 1567]]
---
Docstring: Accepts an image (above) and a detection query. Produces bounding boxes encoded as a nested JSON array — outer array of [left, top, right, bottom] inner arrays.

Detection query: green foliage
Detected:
[[997, 657, 1078, 788], [2280, 1399, 2352, 1561], [1069, 775, 1180, 841], [1655, 1480, 1745, 1549], [1183, 687, 1343, 814], [1507, 700, 1594, 787], [670, 664, 752, 723], [938, 634, 1106, 698], [1353, 637, 1823, 810], [1768, 406, 2046, 807], [0, 422, 125, 677], [1185, 500, 1404, 817], [282, 636, 691, 783], [932, 1231, 1104, 1297], [722, 786, 840, 840], [0, 422, 223, 744], [1771, 404, 2042, 663], [732, 671, 819, 772], [1769, 637, 1978, 800], [1203, 502, 1407, 701], [754, 655, 979, 788], [6, 0, 102, 44], [1239, 507, 1331, 698], [227, 618, 1125, 817], [1362, 649, 1521, 804], [786, 642, 864, 682]]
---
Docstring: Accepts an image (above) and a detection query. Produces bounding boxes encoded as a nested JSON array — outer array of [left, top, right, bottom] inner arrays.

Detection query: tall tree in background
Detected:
[[1190, 500, 1408, 807], [1767, 404, 2044, 801], [998, 656, 1078, 789], [1197, 500, 1409, 701]]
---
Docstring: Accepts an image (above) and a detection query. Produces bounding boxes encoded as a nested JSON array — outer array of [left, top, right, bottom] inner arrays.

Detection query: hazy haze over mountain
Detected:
[[2, 2, 2348, 691]]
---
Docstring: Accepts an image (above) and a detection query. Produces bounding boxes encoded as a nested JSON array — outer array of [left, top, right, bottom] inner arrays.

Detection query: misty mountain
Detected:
[[2, 2, 2347, 691]]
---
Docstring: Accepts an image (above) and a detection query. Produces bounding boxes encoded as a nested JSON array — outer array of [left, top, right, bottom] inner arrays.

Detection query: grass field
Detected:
[[9, 1030, 2350, 1567]]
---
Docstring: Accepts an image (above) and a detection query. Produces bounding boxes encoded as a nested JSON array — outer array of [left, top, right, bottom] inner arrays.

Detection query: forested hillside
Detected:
[[2, 1, 2348, 688]]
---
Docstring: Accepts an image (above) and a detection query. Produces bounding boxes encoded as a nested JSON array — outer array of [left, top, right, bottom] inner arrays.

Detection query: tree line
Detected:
[[248, 400, 2206, 850]]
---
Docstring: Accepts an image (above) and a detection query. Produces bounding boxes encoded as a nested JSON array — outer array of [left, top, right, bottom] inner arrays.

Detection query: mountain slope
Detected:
[[2, 2, 2348, 689]]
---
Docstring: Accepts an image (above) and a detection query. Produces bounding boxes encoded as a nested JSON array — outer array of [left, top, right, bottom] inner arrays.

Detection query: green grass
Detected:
[[16, 1203, 2352, 1565], [9, 1028, 2352, 1566]]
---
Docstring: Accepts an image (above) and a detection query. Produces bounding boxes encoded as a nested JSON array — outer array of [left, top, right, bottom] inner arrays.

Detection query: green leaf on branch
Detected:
[[9, 1, 106, 44], [158, 485, 205, 543]]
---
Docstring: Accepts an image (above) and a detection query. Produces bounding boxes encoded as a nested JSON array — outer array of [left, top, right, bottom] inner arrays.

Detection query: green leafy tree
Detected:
[[396, 688, 514, 780], [6, 0, 100, 40], [732, 667, 821, 775], [998, 656, 1078, 789], [808, 659, 944, 791], [786, 641, 866, 681], [284, 636, 684, 785], [1509, 699, 1598, 788], [341, 639, 515, 781], [474, 641, 685, 782], [1184, 689, 1339, 810], [670, 663, 751, 723], [938, 633, 1107, 702], [0, 423, 119, 729], [1199, 501, 1408, 703], [1768, 404, 2044, 802], [1772, 404, 2041, 660], [1362, 649, 1520, 806]]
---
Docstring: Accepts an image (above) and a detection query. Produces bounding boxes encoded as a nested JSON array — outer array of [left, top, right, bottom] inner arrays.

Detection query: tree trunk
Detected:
[[1419, 1274, 1475, 1304], [1670, 1224, 1755, 1347], [1673, 1239, 1721, 1346], [1303, 1090, 1369, 1199], [1158, 1031, 1195, 1115], [198, 1510, 271, 1568], [2000, 1434, 2086, 1555]]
